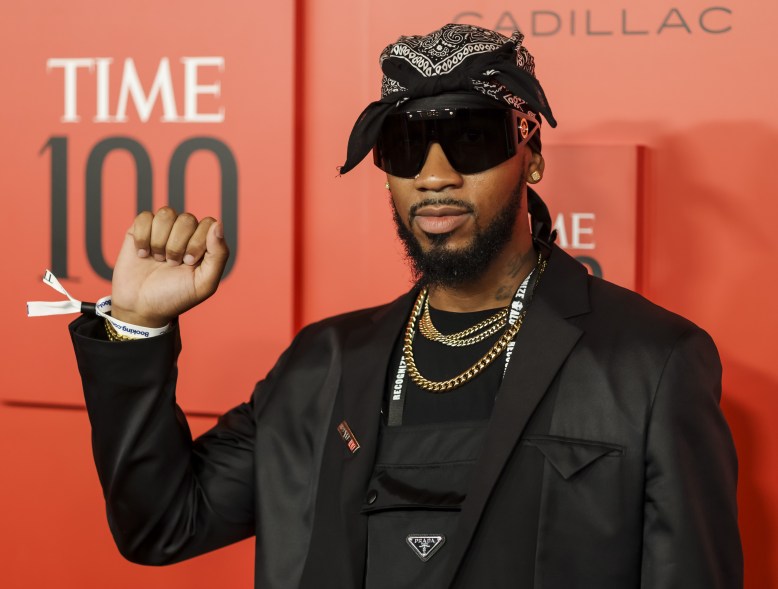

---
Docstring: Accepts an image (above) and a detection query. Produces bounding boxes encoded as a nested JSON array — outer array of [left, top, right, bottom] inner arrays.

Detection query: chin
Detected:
[[421, 231, 473, 250]]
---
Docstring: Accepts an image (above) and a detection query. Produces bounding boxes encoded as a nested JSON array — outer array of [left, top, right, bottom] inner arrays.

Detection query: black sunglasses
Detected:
[[373, 108, 537, 178]]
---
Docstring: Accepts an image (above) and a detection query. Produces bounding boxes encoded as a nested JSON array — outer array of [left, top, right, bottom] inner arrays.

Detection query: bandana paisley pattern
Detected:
[[379, 24, 537, 114]]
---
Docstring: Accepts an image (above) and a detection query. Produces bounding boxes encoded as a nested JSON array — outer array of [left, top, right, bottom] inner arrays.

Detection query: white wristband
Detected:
[[27, 270, 172, 339], [94, 296, 171, 338]]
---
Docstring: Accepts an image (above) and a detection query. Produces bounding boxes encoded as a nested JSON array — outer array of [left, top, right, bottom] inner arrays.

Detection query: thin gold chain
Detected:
[[403, 255, 546, 393], [418, 299, 508, 347]]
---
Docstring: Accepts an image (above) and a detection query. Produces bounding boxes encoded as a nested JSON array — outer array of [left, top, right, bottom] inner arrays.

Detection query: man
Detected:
[[69, 23, 742, 588]]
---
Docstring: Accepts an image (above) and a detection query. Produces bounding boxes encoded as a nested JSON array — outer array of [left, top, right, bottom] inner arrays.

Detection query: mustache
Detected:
[[408, 198, 475, 219]]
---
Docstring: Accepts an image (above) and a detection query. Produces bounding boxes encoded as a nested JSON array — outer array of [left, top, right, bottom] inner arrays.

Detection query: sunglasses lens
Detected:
[[439, 110, 515, 174], [374, 109, 520, 177], [374, 115, 430, 178]]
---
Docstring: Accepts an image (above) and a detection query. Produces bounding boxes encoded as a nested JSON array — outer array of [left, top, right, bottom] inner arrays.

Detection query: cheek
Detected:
[[466, 169, 524, 226], [389, 188, 405, 210], [389, 193, 414, 229], [388, 181, 414, 206], [470, 171, 519, 208]]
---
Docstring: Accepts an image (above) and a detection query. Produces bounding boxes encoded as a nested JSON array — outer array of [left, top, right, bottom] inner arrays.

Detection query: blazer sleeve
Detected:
[[69, 314, 264, 565], [641, 326, 743, 588]]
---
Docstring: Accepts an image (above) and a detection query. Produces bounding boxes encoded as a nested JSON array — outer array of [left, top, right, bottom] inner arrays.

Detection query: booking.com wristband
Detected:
[[27, 270, 171, 339]]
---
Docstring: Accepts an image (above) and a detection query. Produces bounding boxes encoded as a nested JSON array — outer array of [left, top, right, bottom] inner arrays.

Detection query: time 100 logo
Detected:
[[42, 135, 238, 282]]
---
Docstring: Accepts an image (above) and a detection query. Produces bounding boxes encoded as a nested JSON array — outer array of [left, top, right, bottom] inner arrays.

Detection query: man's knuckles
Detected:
[[174, 212, 199, 228], [154, 206, 178, 219]]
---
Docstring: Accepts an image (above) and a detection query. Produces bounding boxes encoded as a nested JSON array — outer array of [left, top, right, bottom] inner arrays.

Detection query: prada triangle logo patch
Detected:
[[406, 534, 446, 562]]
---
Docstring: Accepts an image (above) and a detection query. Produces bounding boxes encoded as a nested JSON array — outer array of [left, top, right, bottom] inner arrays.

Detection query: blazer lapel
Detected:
[[442, 248, 590, 586]]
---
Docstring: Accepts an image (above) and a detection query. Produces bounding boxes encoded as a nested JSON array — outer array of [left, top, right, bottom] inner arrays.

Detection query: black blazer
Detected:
[[70, 247, 742, 588]]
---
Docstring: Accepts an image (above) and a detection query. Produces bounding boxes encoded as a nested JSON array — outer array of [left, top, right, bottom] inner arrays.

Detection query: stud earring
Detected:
[[414, 174, 420, 179], [385, 182, 390, 189], [529, 170, 541, 183]]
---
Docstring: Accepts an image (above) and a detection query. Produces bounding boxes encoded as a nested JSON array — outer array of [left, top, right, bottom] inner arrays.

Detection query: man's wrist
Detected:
[[100, 301, 173, 341], [110, 306, 171, 329]]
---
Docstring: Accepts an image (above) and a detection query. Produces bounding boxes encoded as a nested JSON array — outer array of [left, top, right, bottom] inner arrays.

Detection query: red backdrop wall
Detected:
[[2, 0, 775, 586]]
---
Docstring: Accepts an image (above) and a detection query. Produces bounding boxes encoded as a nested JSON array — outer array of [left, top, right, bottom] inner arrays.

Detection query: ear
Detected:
[[527, 151, 544, 184]]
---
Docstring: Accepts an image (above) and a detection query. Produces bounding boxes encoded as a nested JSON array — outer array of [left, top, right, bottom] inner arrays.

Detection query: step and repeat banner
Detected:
[[3, 0, 776, 587]]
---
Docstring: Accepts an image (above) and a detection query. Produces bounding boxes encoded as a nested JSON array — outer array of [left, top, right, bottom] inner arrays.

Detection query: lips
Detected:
[[412, 205, 472, 235]]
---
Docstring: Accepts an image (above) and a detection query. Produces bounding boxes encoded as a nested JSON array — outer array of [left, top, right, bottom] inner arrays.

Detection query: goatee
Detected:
[[392, 182, 523, 289]]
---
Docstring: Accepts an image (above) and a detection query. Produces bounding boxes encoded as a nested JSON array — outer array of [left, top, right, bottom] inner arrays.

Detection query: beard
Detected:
[[392, 181, 524, 289]]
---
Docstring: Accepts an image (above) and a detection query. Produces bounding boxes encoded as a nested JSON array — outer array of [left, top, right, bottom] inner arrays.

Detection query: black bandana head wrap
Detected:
[[339, 23, 557, 175]]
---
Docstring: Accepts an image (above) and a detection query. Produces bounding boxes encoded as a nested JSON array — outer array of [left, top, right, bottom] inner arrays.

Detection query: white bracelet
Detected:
[[27, 270, 172, 339], [94, 296, 171, 338]]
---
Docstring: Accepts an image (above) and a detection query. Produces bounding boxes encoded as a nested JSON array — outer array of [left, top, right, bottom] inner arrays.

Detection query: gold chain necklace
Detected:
[[403, 256, 546, 393], [418, 298, 508, 347]]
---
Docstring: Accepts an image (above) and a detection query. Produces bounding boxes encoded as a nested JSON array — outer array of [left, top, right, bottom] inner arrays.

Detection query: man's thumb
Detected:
[[196, 221, 229, 294]]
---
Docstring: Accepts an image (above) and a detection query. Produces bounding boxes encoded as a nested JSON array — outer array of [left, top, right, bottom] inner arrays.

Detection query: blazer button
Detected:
[[366, 489, 378, 505]]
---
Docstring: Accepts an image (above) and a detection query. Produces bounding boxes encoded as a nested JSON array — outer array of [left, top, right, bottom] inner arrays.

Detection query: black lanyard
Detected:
[[387, 265, 541, 427]]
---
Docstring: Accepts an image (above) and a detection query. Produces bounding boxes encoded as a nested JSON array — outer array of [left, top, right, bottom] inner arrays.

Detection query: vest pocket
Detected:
[[361, 459, 471, 588], [365, 510, 458, 589], [361, 422, 486, 588]]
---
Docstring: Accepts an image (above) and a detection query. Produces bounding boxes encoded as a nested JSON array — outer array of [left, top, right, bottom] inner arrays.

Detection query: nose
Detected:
[[414, 143, 464, 192]]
